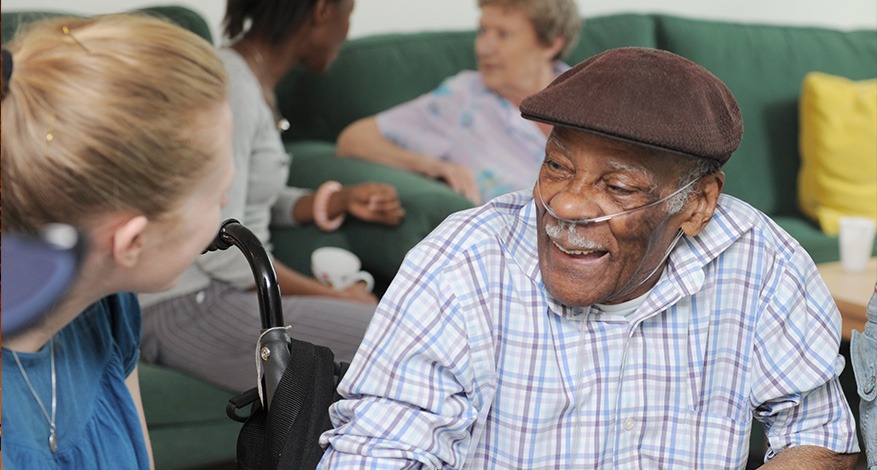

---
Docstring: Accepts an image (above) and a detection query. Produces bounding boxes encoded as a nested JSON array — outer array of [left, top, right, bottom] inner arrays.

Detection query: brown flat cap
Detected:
[[521, 47, 743, 165]]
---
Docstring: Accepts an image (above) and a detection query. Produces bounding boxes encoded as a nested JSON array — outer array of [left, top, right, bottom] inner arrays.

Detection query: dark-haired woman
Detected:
[[139, 0, 404, 393]]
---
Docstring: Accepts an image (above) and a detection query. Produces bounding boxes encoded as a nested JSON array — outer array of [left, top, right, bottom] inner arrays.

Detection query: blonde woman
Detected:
[[1, 15, 232, 468]]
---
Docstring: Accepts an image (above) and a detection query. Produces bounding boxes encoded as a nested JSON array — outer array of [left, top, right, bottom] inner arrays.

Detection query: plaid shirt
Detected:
[[319, 191, 859, 469]]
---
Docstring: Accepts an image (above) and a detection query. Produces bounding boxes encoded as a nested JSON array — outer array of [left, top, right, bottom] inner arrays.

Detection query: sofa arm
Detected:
[[270, 140, 474, 289], [139, 362, 238, 469]]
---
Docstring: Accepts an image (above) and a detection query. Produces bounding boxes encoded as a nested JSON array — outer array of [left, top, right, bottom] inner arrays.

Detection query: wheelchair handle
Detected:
[[205, 219, 283, 329]]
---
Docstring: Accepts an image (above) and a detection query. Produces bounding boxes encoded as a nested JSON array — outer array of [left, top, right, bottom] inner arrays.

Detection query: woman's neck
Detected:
[[232, 36, 299, 90], [499, 62, 559, 108], [4, 291, 93, 353], [3, 258, 114, 353]]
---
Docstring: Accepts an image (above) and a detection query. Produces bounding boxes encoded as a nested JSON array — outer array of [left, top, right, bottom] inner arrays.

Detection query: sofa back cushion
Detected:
[[279, 13, 659, 144], [656, 15, 877, 217], [567, 13, 658, 63], [279, 30, 478, 143], [1, 6, 213, 44]]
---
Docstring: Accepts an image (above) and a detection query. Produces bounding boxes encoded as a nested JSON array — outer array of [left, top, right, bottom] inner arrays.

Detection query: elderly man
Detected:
[[318, 48, 860, 468]]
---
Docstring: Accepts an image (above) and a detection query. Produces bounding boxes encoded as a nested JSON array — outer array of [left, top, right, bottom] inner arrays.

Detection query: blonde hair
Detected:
[[1, 14, 227, 233], [478, 0, 581, 59]]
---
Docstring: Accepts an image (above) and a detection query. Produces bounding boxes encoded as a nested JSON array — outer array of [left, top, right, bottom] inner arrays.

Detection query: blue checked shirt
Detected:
[[319, 191, 860, 469]]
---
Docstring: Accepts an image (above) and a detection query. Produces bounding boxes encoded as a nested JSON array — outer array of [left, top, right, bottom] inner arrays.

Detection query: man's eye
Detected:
[[544, 159, 564, 171], [606, 184, 634, 195]]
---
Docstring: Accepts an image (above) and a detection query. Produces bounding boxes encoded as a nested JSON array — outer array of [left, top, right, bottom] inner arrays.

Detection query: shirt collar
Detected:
[[634, 194, 756, 322]]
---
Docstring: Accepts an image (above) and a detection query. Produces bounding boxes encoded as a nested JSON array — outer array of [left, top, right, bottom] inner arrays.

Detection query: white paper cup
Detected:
[[839, 216, 876, 272], [311, 247, 374, 292]]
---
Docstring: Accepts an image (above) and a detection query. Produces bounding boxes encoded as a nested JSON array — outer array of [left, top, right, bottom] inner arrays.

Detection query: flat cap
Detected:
[[521, 47, 743, 165]]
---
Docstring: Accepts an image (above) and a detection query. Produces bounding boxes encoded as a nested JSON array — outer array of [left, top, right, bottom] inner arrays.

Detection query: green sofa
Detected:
[[5, 6, 875, 468], [276, 13, 877, 269]]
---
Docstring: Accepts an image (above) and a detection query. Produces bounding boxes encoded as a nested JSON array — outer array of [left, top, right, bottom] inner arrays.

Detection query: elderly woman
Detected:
[[336, 0, 581, 204]]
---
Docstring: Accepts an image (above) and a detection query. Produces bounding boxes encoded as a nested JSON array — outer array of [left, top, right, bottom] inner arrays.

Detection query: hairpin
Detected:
[[2, 48, 12, 100], [45, 114, 56, 157], [62, 25, 91, 54]]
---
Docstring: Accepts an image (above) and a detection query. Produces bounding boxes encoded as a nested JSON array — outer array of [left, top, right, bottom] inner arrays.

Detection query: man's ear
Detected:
[[680, 172, 725, 237], [111, 215, 149, 268]]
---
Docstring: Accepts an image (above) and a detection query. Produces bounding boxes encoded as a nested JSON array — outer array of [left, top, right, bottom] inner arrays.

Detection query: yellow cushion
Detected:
[[798, 72, 877, 236]]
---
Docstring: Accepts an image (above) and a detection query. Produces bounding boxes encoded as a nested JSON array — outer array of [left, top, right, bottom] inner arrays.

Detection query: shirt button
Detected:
[[866, 375, 876, 394], [623, 417, 635, 431], [195, 291, 206, 304]]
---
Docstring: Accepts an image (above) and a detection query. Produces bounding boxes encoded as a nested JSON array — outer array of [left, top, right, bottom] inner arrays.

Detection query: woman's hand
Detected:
[[423, 160, 482, 205], [344, 183, 406, 225], [274, 260, 377, 305], [338, 282, 378, 305]]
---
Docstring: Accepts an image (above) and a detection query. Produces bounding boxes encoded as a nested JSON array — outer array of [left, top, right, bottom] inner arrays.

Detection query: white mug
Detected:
[[838, 216, 876, 272], [311, 246, 374, 292]]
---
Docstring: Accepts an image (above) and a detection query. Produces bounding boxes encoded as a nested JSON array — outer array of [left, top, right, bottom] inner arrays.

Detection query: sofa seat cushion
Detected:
[[138, 362, 238, 468]]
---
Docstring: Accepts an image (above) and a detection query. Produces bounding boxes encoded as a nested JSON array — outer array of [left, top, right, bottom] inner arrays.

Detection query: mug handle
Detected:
[[349, 271, 374, 293]]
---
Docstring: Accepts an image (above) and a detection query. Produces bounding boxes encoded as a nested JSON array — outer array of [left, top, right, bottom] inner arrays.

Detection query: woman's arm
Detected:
[[337, 116, 437, 174], [273, 258, 377, 305], [291, 182, 405, 226], [126, 366, 155, 470], [336, 117, 481, 203]]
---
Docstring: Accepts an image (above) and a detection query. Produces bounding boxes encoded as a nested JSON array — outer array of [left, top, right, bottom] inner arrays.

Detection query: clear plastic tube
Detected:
[[534, 178, 697, 226], [535, 177, 687, 299]]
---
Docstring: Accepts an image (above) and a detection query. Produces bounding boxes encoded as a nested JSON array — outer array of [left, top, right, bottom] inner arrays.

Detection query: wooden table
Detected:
[[816, 257, 876, 341]]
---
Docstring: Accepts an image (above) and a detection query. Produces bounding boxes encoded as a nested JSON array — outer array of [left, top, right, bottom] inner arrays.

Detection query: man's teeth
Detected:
[[553, 241, 596, 255]]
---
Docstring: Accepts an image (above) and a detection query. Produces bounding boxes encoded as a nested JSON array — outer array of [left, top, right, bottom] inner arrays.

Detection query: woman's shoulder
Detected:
[[217, 48, 270, 124], [437, 70, 489, 94], [218, 48, 249, 76], [218, 49, 263, 97], [73, 293, 142, 373]]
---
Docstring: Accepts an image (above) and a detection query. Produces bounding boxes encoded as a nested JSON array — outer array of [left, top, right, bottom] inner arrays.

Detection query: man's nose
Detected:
[[544, 185, 605, 221], [476, 35, 496, 56]]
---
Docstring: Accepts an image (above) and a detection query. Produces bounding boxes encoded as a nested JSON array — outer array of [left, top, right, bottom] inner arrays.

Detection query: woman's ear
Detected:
[[680, 172, 725, 237], [543, 36, 566, 61], [312, 0, 332, 24], [111, 215, 149, 268]]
